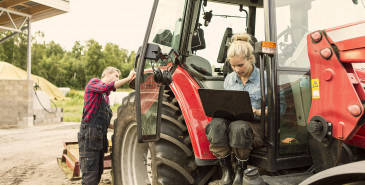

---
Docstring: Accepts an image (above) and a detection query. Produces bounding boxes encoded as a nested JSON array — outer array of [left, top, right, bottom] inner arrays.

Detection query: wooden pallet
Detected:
[[58, 141, 112, 179]]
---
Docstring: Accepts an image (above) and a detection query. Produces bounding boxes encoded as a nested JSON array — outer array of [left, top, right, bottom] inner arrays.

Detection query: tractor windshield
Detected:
[[193, 1, 264, 75], [276, 0, 365, 69], [149, 0, 186, 54], [276, 0, 365, 156]]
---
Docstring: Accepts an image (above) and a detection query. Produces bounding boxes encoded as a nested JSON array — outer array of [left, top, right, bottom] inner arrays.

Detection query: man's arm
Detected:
[[114, 77, 132, 88], [108, 70, 136, 130], [88, 78, 115, 93], [114, 69, 136, 88]]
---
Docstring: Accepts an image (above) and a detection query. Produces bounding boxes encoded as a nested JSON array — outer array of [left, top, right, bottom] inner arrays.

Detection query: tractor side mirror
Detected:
[[135, 43, 163, 70], [191, 28, 206, 52], [217, 27, 233, 63]]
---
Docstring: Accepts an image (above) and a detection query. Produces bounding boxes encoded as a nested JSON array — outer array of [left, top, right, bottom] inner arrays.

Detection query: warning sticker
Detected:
[[311, 79, 320, 99]]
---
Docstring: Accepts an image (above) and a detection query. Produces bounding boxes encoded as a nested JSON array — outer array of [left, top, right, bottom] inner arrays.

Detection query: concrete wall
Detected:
[[0, 79, 64, 127], [33, 90, 63, 125], [33, 108, 63, 125], [0, 79, 33, 127], [34, 90, 52, 110]]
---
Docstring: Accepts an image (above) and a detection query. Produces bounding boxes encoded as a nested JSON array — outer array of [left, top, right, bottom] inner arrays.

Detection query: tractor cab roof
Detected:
[[208, 0, 263, 8]]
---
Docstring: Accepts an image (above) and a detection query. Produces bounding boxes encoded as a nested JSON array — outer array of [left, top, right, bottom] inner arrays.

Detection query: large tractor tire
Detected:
[[112, 90, 198, 185]]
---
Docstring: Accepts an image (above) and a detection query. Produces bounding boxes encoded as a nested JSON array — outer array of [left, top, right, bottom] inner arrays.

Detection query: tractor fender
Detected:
[[299, 160, 365, 185], [169, 66, 215, 160]]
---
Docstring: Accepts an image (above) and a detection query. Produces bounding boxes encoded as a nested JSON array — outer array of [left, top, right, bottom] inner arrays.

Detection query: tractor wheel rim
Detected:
[[120, 122, 149, 185]]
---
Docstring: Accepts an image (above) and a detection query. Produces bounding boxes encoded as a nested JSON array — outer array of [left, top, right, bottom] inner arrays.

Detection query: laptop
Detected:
[[198, 89, 254, 121]]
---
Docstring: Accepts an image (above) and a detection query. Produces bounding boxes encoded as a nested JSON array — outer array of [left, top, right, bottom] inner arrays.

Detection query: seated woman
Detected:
[[205, 33, 266, 185]]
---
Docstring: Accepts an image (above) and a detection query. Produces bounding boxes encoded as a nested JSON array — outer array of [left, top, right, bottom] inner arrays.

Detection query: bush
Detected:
[[66, 90, 84, 99]]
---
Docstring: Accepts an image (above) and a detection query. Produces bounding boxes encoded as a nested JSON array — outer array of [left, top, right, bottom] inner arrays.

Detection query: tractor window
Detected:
[[149, 0, 186, 54], [278, 73, 311, 155], [275, 0, 365, 69], [193, 2, 264, 76]]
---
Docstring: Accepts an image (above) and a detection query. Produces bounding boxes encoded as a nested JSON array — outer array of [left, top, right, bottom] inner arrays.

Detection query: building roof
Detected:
[[0, 0, 70, 32]]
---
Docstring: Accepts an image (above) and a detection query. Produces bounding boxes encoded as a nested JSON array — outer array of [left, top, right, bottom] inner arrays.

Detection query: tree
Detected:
[[57, 51, 87, 88], [0, 31, 16, 63], [31, 40, 66, 86], [71, 41, 84, 59], [103, 42, 125, 70], [70, 56, 87, 88], [84, 39, 105, 80], [31, 42, 47, 77], [46, 41, 65, 58], [0, 31, 137, 89], [120, 50, 135, 77], [0, 31, 27, 69]]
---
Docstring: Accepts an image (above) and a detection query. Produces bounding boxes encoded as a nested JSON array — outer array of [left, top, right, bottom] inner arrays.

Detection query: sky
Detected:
[[31, 0, 365, 64], [32, 0, 154, 52]]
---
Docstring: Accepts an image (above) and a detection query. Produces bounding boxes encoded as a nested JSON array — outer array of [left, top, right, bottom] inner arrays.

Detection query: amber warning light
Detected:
[[255, 41, 277, 55]]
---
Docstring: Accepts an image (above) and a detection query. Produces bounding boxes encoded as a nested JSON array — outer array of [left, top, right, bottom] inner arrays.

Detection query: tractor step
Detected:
[[57, 141, 112, 179]]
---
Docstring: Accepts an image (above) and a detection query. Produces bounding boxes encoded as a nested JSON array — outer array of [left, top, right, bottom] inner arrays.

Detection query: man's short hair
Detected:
[[101, 67, 121, 78]]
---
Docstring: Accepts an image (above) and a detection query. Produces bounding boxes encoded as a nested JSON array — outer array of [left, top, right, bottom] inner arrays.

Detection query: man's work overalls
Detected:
[[78, 94, 112, 185]]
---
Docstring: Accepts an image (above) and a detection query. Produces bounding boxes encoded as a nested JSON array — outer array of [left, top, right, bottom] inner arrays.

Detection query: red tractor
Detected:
[[112, 0, 365, 184]]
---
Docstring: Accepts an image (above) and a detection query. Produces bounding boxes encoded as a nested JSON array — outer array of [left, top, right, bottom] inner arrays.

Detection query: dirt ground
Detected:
[[0, 122, 113, 185]]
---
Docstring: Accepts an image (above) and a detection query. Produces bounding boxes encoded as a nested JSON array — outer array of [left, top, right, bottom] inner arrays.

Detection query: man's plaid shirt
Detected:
[[82, 78, 116, 122]]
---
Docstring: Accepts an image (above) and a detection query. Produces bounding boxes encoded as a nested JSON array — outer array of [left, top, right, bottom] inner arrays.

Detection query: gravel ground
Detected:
[[0, 122, 113, 185]]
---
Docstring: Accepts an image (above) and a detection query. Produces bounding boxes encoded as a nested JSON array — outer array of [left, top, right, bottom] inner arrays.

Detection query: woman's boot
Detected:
[[219, 155, 234, 185], [232, 156, 247, 185]]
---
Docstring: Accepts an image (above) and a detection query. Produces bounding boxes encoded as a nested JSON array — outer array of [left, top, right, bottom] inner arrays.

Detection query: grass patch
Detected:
[[55, 89, 131, 122]]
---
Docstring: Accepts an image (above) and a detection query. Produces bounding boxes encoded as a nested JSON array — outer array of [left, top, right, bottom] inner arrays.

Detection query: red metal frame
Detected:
[[354, 68, 365, 83], [169, 66, 215, 159], [307, 21, 365, 146], [61, 141, 80, 178]]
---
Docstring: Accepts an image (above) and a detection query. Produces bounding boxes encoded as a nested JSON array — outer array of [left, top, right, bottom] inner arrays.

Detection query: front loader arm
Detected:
[[306, 20, 365, 172], [307, 21, 365, 142]]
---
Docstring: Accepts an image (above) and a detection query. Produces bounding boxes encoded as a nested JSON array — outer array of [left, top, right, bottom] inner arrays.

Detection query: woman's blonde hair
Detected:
[[226, 33, 255, 64], [101, 66, 121, 78]]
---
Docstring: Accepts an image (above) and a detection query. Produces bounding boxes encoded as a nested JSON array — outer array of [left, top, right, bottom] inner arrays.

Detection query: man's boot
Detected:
[[232, 157, 247, 185], [218, 155, 234, 185]]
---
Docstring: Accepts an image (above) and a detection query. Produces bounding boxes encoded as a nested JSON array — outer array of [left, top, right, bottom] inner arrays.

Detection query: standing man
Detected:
[[78, 67, 136, 185]]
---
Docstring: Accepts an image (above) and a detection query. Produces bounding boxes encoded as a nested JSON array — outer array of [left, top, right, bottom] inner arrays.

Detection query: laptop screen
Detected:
[[198, 89, 254, 121]]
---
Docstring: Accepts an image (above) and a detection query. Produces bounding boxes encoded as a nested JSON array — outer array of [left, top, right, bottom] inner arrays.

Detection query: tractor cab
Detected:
[[118, 0, 365, 184], [186, 0, 313, 173]]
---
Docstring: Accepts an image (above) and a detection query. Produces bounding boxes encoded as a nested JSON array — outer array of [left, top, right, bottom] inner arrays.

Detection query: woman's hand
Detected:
[[252, 107, 259, 116], [252, 107, 267, 116]]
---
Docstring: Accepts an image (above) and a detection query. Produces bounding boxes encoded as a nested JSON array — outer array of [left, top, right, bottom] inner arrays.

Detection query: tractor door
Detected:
[[135, 0, 187, 142], [267, 0, 365, 171], [274, 0, 313, 167]]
